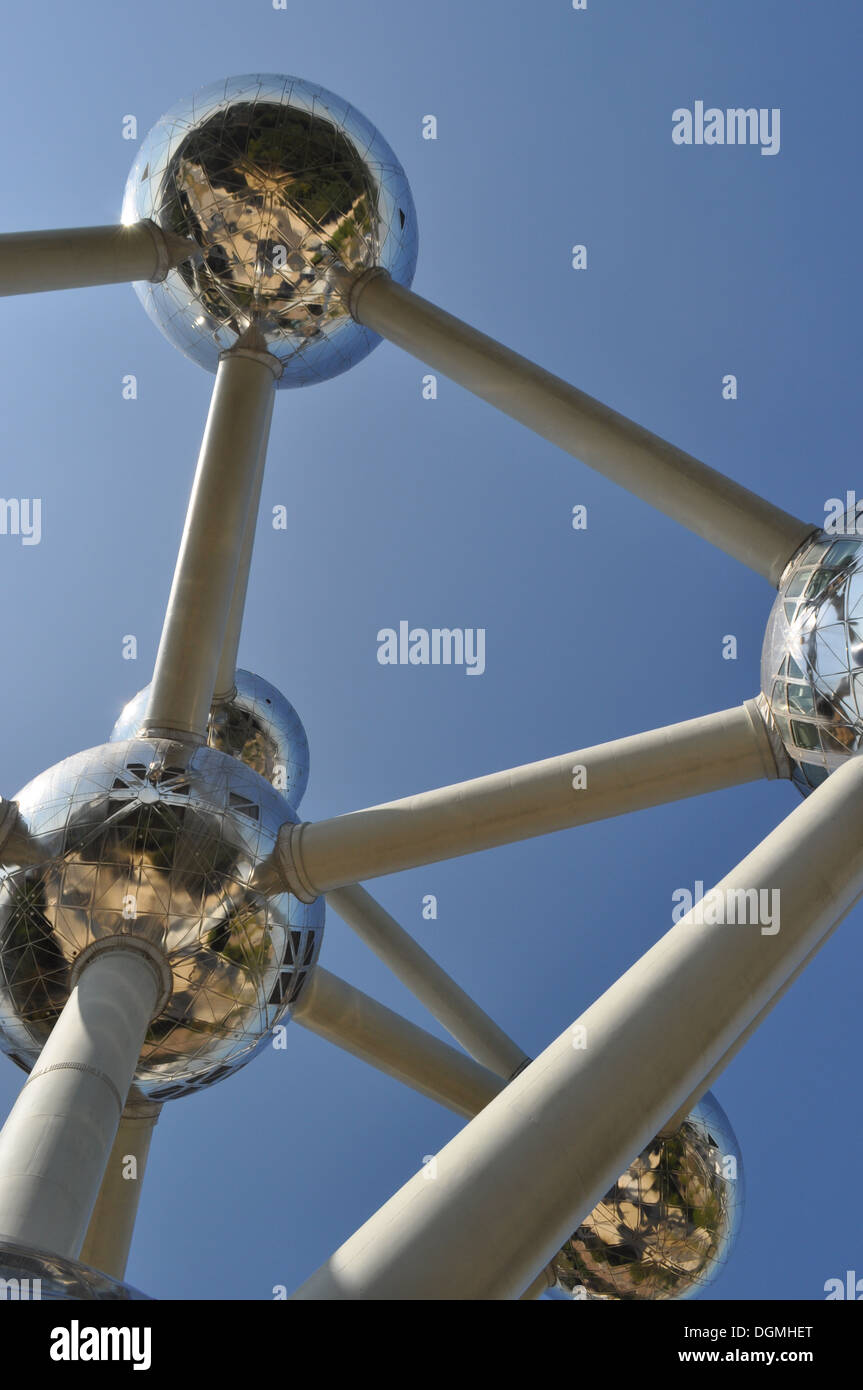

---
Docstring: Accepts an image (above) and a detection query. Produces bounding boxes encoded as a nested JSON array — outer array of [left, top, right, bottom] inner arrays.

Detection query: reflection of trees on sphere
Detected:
[[123, 73, 418, 386], [549, 1092, 743, 1300], [0, 739, 324, 1101]]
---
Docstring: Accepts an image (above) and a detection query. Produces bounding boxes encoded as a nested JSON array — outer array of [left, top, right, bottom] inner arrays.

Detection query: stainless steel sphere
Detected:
[[548, 1092, 743, 1300], [111, 670, 310, 811], [0, 1237, 150, 1300], [761, 531, 863, 795], [0, 738, 323, 1100], [122, 72, 418, 387]]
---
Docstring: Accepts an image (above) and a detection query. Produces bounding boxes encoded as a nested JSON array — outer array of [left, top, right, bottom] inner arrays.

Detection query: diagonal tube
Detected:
[[658, 921, 839, 1137], [297, 959, 739, 1300], [278, 700, 787, 899], [290, 753, 863, 1300], [292, 966, 504, 1118], [344, 270, 816, 586], [326, 884, 528, 1078]]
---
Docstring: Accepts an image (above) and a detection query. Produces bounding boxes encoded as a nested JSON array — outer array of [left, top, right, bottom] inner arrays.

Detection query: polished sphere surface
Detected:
[[548, 1092, 743, 1300], [0, 1237, 150, 1300], [122, 72, 418, 386], [761, 530, 863, 795], [111, 670, 310, 811], [0, 739, 323, 1100]]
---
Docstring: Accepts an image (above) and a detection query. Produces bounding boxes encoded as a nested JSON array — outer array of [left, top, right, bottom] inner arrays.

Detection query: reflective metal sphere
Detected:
[[761, 530, 863, 795], [111, 670, 310, 811], [548, 1092, 743, 1300], [0, 739, 323, 1100], [122, 73, 418, 387], [0, 1236, 150, 1300]]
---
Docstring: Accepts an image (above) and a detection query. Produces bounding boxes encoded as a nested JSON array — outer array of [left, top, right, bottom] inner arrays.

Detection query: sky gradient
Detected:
[[0, 0, 861, 1300]]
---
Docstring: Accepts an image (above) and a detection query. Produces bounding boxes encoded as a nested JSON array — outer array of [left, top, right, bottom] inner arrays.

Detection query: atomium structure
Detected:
[[0, 71, 856, 1301]]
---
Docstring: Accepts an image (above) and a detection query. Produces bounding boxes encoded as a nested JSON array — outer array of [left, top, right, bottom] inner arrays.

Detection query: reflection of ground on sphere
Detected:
[[0, 739, 323, 1101], [550, 1093, 743, 1300], [123, 73, 418, 386], [112, 669, 310, 812], [762, 531, 863, 795]]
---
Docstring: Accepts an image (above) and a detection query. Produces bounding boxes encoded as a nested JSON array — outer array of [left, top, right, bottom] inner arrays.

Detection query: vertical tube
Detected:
[[0, 946, 164, 1260], [78, 1100, 162, 1279], [212, 423, 270, 703], [141, 337, 280, 741]]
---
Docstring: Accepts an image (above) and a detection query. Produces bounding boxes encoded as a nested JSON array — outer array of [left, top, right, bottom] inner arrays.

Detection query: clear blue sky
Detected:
[[1, 0, 861, 1300]]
